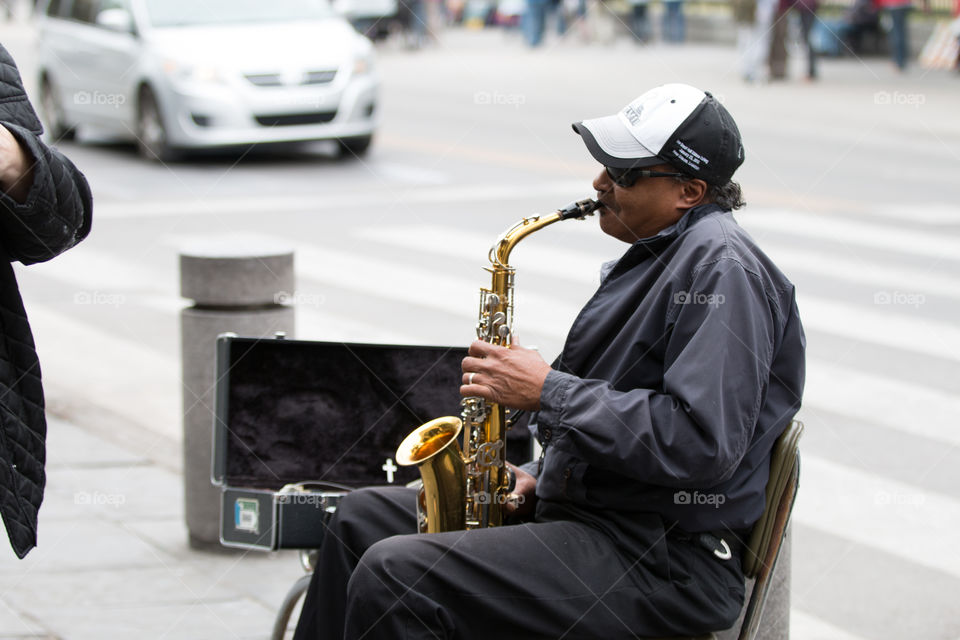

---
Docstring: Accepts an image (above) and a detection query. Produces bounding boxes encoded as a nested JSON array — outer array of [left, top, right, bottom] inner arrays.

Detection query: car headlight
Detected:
[[162, 59, 226, 84], [353, 55, 374, 76]]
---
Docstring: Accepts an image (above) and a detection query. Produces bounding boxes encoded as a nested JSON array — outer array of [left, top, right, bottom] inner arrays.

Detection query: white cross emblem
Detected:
[[382, 458, 398, 483]]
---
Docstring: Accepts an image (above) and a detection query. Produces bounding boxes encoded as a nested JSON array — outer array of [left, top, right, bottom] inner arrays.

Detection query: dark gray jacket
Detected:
[[533, 203, 804, 533], [0, 43, 93, 558]]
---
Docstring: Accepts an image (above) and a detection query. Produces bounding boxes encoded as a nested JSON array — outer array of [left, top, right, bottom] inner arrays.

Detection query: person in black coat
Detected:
[[0, 42, 93, 559]]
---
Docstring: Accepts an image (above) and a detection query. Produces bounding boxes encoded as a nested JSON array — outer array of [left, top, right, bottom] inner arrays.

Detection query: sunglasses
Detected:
[[604, 166, 687, 188]]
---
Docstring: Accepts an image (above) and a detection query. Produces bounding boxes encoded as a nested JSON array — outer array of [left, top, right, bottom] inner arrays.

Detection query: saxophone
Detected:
[[396, 198, 599, 533]]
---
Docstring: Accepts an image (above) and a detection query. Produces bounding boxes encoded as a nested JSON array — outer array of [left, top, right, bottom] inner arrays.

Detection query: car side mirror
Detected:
[[96, 8, 135, 34]]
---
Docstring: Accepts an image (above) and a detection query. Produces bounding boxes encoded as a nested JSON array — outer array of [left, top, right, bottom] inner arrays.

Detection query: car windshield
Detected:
[[143, 0, 333, 27]]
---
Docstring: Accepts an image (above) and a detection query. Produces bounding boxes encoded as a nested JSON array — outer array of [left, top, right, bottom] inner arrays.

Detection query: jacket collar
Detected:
[[643, 202, 726, 243], [603, 204, 727, 279]]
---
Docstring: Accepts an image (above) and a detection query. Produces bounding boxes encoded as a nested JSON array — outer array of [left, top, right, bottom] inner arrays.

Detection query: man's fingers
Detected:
[[468, 339, 506, 357]]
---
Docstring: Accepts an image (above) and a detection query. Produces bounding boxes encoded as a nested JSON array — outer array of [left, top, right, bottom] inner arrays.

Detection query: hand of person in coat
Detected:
[[460, 339, 552, 411], [0, 124, 33, 203]]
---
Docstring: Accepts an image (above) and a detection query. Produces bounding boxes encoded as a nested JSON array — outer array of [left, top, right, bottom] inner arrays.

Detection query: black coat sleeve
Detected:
[[0, 124, 93, 265]]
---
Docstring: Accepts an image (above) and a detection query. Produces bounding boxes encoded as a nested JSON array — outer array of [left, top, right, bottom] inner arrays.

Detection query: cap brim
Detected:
[[572, 118, 662, 169]]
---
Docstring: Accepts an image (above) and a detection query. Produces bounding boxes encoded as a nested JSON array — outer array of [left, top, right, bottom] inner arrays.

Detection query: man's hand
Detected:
[[0, 124, 34, 203], [503, 462, 537, 519], [460, 339, 551, 411]]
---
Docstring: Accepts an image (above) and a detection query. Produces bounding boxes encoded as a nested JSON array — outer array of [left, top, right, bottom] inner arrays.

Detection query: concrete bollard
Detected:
[[180, 237, 295, 550]]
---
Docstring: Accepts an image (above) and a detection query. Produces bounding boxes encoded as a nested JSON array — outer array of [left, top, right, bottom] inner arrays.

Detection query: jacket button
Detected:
[[542, 428, 552, 441]]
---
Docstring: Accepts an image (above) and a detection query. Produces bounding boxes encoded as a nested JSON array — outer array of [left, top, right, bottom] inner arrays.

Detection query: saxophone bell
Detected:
[[396, 417, 467, 533]]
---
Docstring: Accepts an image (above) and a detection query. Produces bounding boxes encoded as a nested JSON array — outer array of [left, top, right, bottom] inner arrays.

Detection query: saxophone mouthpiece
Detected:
[[559, 198, 600, 220]]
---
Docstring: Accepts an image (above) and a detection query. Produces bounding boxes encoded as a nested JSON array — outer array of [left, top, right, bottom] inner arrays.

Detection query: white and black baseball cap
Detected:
[[572, 84, 744, 186]]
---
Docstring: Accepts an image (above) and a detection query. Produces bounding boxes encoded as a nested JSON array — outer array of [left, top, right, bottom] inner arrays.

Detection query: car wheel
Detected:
[[337, 135, 373, 158], [39, 77, 75, 142], [137, 87, 179, 162]]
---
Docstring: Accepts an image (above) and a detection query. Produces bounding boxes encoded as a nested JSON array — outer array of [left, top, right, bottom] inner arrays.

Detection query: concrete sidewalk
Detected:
[[0, 416, 306, 639]]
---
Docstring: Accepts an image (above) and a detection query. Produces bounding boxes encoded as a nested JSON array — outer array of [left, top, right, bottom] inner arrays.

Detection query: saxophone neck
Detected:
[[489, 199, 599, 268]]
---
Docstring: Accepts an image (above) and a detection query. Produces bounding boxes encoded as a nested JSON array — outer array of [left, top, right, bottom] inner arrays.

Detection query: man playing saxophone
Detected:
[[293, 83, 805, 640]]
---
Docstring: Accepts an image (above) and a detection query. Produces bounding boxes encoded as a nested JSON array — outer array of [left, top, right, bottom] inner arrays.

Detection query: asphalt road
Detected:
[[2, 14, 960, 640]]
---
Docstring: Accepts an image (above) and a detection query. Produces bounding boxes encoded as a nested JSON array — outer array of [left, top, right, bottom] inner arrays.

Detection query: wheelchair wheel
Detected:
[[271, 573, 314, 640]]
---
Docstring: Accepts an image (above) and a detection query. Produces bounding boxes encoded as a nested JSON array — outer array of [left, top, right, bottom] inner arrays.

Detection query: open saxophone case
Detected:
[[211, 334, 533, 551]]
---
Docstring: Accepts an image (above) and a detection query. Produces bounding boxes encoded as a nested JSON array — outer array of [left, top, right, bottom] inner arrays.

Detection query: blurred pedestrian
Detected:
[[783, 0, 819, 79], [523, 0, 550, 45], [559, 0, 589, 40], [661, 0, 686, 42], [954, 0, 960, 69], [403, 0, 429, 48], [836, 0, 881, 54], [769, 1, 789, 79], [629, 0, 652, 42], [0, 43, 92, 559], [876, 0, 927, 70], [739, 0, 777, 82]]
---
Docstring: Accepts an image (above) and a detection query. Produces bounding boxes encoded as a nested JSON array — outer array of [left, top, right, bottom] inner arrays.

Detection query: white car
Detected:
[[36, 0, 379, 160]]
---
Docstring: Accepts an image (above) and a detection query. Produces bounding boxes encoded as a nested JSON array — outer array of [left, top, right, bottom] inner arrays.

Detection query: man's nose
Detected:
[[593, 168, 610, 192]]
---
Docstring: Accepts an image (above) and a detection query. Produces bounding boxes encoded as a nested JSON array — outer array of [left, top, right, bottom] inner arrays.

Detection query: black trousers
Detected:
[[292, 487, 744, 640]]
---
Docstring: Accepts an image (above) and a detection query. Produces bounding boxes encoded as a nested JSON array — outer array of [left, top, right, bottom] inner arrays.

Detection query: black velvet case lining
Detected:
[[219, 339, 531, 491]]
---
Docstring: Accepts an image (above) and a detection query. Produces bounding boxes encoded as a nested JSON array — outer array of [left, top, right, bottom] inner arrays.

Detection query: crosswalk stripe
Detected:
[[23, 244, 172, 295], [739, 209, 960, 263], [794, 455, 960, 581], [355, 223, 608, 286], [354, 223, 960, 362], [790, 609, 871, 640], [26, 225, 937, 372], [26, 306, 181, 443], [295, 308, 423, 345], [281, 240, 582, 345], [762, 243, 960, 300], [361, 223, 960, 306], [872, 202, 960, 226], [798, 294, 960, 363], [804, 361, 960, 447], [93, 180, 590, 219]]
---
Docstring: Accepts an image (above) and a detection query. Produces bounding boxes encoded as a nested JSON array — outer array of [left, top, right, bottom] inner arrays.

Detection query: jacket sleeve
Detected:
[[0, 124, 93, 265], [536, 258, 776, 488]]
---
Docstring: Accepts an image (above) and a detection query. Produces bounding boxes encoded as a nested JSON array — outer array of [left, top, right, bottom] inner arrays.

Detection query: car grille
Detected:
[[244, 70, 338, 87], [303, 70, 337, 85], [255, 111, 338, 127], [245, 73, 283, 87]]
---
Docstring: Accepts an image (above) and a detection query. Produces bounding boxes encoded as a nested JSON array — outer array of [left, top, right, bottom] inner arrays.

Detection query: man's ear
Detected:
[[678, 179, 708, 209]]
